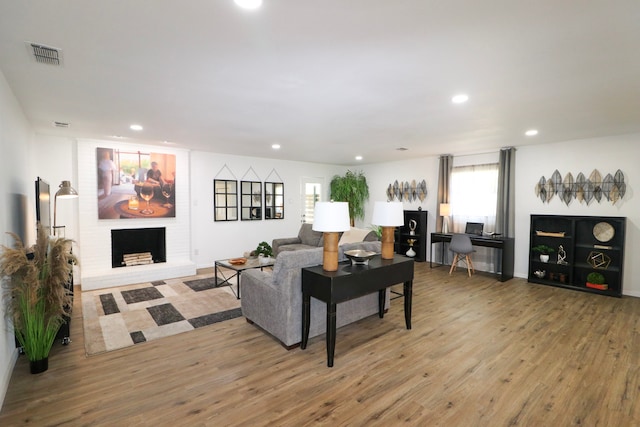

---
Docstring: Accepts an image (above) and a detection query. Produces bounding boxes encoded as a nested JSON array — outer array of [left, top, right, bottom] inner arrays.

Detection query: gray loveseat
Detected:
[[241, 240, 389, 348], [272, 223, 377, 256]]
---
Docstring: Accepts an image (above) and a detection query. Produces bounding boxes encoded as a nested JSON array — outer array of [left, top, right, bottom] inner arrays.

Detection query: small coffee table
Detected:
[[214, 257, 275, 299]]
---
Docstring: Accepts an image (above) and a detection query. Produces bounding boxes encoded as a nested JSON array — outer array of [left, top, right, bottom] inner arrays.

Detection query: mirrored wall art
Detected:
[[264, 182, 284, 219], [241, 180, 262, 220], [214, 179, 238, 221]]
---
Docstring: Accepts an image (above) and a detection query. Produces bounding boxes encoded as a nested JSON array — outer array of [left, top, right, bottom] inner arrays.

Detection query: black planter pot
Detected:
[[29, 357, 48, 374]]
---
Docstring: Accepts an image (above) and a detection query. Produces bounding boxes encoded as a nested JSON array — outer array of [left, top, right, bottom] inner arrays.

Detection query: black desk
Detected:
[[430, 233, 514, 282], [301, 255, 414, 367]]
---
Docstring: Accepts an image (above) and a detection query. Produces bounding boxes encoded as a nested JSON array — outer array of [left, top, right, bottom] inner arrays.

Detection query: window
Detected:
[[450, 163, 499, 229], [449, 163, 499, 270]]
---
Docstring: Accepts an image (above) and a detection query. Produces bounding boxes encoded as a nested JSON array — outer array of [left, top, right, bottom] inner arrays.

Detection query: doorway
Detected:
[[300, 178, 323, 224]]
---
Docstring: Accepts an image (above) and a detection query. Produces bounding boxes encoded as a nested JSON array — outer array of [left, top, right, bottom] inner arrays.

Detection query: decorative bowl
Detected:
[[344, 249, 378, 265], [228, 257, 247, 265]]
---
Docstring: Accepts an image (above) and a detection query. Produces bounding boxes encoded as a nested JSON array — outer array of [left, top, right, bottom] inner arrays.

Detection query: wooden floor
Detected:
[[2, 263, 640, 426]]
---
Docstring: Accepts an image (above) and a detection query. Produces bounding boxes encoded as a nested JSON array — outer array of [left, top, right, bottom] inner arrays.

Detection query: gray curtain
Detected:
[[436, 154, 453, 231], [496, 147, 516, 238], [436, 155, 453, 263]]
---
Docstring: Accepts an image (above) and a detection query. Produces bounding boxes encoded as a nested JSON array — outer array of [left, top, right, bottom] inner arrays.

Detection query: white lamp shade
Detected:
[[312, 202, 351, 232], [372, 201, 404, 226], [440, 203, 450, 216]]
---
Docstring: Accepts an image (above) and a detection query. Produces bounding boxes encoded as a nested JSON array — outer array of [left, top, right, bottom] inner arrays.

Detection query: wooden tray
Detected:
[[535, 231, 566, 237]]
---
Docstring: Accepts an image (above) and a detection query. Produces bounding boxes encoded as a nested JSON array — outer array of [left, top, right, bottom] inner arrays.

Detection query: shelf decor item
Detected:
[[532, 245, 555, 262], [557, 245, 568, 265], [587, 251, 611, 269], [593, 222, 615, 242], [0, 224, 75, 374], [586, 272, 607, 290], [406, 239, 416, 258]]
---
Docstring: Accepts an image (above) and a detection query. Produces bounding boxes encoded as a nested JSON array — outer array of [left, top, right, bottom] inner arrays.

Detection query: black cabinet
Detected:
[[529, 215, 626, 297], [395, 210, 428, 262]]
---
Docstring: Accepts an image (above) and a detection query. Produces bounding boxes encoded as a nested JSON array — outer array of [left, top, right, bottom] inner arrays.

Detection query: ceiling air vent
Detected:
[[53, 121, 70, 128], [27, 42, 63, 66]]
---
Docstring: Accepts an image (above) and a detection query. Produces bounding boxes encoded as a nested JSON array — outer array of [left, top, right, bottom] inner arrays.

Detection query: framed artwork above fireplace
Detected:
[[97, 147, 176, 219]]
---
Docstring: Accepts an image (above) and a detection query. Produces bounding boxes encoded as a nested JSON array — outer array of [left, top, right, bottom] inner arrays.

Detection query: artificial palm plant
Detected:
[[0, 225, 75, 373], [330, 170, 370, 226]]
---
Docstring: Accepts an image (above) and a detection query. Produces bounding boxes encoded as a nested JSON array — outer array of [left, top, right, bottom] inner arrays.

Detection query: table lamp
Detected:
[[372, 201, 404, 259], [53, 180, 79, 237], [440, 203, 450, 233], [312, 201, 351, 271]]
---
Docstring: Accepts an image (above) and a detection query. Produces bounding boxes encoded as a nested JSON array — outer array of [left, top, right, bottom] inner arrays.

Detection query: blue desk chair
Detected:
[[449, 233, 475, 277]]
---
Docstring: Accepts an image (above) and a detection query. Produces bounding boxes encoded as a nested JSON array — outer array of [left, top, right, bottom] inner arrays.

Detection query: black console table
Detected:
[[301, 255, 414, 367], [430, 233, 515, 282]]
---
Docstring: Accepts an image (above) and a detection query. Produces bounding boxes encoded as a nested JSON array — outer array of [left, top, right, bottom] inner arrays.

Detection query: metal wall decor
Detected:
[[386, 179, 427, 202], [534, 169, 626, 205]]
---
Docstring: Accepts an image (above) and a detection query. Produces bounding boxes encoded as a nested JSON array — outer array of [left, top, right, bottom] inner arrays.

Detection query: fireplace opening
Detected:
[[111, 227, 166, 268]]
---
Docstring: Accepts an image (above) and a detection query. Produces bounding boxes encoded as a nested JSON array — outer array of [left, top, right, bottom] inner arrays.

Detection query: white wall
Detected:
[[0, 70, 35, 410], [76, 140, 196, 290], [32, 135, 80, 279], [189, 151, 341, 268], [515, 135, 640, 296]]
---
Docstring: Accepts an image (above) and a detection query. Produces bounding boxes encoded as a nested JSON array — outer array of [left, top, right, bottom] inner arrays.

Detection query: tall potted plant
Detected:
[[0, 225, 75, 373], [330, 170, 369, 226]]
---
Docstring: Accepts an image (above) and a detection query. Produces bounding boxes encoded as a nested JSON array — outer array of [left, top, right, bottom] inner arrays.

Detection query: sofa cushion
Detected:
[[277, 244, 315, 253], [338, 227, 376, 245], [298, 223, 323, 247], [271, 246, 325, 283]]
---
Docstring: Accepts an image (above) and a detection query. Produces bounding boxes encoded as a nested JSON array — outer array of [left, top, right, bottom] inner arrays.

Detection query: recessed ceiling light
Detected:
[[130, 124, 143, 131], [272, 144, 281, 149], [355, 155, 363, 161], [451, 94, 469, 104], [234, 0, 262, 10], [525, 129, 539, 136]]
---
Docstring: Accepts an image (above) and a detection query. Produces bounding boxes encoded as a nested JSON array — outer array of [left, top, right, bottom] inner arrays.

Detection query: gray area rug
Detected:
[[82, 272, 241, 355]]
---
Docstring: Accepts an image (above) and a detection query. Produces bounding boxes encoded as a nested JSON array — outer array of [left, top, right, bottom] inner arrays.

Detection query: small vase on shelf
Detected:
[[406, 238, 416, 257]]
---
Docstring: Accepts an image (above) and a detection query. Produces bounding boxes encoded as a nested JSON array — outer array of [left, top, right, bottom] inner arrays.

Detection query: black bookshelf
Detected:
[[395, 210, 428, 262], [529, 215, 626, 297]]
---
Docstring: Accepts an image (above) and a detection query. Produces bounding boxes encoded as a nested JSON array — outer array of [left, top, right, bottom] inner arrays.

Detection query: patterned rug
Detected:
[[82, 272, 241, 356]]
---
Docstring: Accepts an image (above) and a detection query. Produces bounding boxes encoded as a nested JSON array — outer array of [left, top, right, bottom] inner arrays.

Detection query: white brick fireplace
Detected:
[[77, 140, 196, 290]]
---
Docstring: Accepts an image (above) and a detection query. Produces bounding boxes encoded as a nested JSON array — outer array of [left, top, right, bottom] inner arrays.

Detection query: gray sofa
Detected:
[[272, 223, 378, 256], [241, 240, 389, 348]]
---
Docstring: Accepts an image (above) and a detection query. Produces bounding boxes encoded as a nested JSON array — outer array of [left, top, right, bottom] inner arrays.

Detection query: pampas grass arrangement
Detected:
[[0, 225, 75, 370]]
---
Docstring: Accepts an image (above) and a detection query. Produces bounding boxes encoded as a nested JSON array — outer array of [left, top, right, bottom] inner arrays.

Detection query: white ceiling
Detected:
[[1, 1, 639, 165]]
